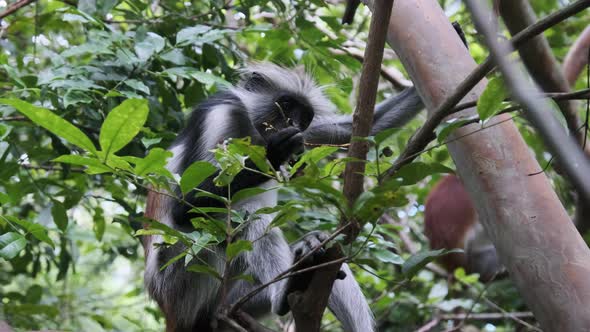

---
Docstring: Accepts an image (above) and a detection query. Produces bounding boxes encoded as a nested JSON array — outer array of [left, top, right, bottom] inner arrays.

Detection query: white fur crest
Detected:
[[231, 63, 336, 120]]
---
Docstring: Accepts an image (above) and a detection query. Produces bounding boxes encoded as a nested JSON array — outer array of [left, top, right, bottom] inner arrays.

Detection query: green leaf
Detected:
[[226, 240, 253, 261], [232, 187, 268, 203], [93, 207, 105, 241], [0, 192, 9, 205], [7, 217, 55, 248], [133, 148, 173, 177], [141, 137, 162, 149], [0, 123, 12, 141], [176, 25, 211, 45], [63, 89, 93, 108], [160, 49, 187, 65], [436, 118, 474, 143], [402, 249, 462, 279], [0, 98, 97, 154], [226, 138, 269, 174], [0, 232, 26, 259], [135, 32, 166, 61], [270, 0, 286, 11], [186, 264, 222, 279], [180, 161, 217, 194], [394, 162, 454, 186], [477, 77, 507, 121], [267, 203, 301, 229], [139, 218, 187, 242], [291, 146, 338, 175], [160, 251, 187, 271], [191, 217, 226, 238], [123, 79, 150, 95], [51, 201, 69, 232], [4, 303, 59, 317], [54, 155, 112, 174], [373, 249, 404, 265], [2, 64, 26, 88], [162, 67, 230, 87], [99, 99, 149, 157]]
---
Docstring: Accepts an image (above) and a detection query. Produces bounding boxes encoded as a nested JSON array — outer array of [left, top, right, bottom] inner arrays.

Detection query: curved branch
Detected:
[[500, 0, 583, 142], [383, 0, 590, 178], [563, 26, 590, 86]]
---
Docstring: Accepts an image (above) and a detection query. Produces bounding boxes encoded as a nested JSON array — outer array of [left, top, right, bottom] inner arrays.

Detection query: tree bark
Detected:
[[500, 0, 585, 146], [342, 0, 394, 239], [362, 0, 590, 330], [288, 246, 344, 332], [564, 26, 590, 86], [500, 0, 590, 233]]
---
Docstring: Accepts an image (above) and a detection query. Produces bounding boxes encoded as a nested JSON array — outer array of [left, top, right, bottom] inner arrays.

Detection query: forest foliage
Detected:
[[0, 0, 588, 331]]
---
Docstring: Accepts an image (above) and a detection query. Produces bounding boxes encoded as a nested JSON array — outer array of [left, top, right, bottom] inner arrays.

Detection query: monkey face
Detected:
[[239, 68, 317, 141], [274, 93, 314, 132], [256, 92, 315, 141]]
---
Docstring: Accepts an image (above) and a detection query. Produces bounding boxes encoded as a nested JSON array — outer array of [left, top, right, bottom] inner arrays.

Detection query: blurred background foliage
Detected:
[[0, 0, 588, 331]]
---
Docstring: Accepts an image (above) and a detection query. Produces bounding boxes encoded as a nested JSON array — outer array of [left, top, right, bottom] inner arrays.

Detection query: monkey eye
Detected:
[[275, 95, 293, 109]]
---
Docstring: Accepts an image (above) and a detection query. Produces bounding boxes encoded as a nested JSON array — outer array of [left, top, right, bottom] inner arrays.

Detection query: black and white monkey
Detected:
[[143, 63, 424, 332]]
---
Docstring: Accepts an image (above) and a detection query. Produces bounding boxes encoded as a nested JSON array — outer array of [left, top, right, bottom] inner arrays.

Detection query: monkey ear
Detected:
[[243, 71, 272, 92]]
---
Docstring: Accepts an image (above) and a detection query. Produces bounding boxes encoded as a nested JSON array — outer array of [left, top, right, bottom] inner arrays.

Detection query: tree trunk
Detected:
[[362, 0, 590, 330], [499, 0, 590, 234]]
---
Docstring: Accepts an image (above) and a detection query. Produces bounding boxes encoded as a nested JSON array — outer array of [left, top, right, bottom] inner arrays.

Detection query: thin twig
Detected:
[[440, 311, 534, 321], [0, 0, 36, 19], [450, 88, 590, 115]]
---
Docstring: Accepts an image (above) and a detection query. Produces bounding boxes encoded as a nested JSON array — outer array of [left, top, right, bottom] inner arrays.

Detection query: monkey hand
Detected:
[[290, 231, 347, 279], [276, 231, 347, 316], [266, 127, 305, 169]]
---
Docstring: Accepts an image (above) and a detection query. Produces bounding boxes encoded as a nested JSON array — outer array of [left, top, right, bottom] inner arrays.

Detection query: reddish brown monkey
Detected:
[[424, 175, 503, 281]]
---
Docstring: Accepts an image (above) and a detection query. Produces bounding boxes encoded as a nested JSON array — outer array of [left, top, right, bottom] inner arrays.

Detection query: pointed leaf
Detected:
[[0, 98, 96, 154], [7, 216, 55, 248], [402, 249, 462, 279], [186, 264, 222, 279], [51, 201, 69, 232], [0, 232, 26, 259], [226, 240, 253, 261], [133, 148, 173, 177], [54, 155, 112, 174], [232, 187, 268, 203], [477, 77, 507, 121], [180, 161, 217, 194], [99, 99, 149, 157]]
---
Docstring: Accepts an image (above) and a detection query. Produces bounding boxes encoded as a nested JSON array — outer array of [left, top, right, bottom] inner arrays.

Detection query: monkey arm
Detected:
[[303, 87, 424, 145]]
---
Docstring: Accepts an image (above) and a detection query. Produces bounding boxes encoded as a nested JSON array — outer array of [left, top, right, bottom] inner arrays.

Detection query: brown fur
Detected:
[[142, 190, 163, 257], [424, 174, 477, 273]]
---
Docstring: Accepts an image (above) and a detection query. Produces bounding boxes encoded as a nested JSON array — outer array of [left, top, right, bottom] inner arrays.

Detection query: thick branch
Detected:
[[362, 0, 590, 331], [563, 26, 590, 86], [465, 0, 590, 330], [466, 0, 590, 205], [381, 0, 590, 178], [287, 246, 344, 332], [500, 0, 584, 144]]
